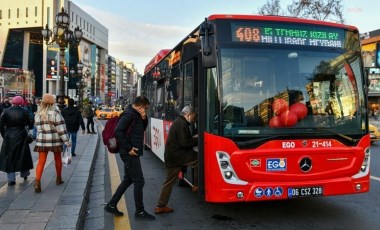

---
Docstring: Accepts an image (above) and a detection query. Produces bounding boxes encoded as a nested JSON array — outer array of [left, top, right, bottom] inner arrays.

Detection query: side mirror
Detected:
[[199, 18, 217, 68]]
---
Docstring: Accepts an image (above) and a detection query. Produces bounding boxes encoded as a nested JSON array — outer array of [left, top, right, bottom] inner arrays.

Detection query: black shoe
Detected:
[[104, 203, 123, 216], [71, 153, 77, 157], [8, 181, 16, 186], [91, 132, 97, 134], [23, 177, 28, 180], [135, 210, 156, 221]]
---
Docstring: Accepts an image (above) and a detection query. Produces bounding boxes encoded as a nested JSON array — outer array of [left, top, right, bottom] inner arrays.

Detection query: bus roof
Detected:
[[144, 49, 171, 74], [207, 14, 358, 31]]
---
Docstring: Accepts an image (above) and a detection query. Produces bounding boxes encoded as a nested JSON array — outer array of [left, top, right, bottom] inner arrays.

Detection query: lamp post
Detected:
[[71, 61, 84, 110], [41, 7, 83, 109]]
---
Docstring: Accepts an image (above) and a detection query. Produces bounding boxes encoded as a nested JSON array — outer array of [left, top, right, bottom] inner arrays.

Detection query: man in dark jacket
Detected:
[[61, 98, 85, 156], [154, 105, 198, 214], [104, 96, 155, 221]]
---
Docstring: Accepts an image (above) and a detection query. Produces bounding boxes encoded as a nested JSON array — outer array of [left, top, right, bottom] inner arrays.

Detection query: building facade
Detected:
[[361, 30, 380, 114], [0, 0, 108, 103]]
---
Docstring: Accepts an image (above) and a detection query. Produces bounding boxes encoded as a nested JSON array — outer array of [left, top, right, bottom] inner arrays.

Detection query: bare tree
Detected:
[[257, 0, 284, 16], [257, 0, 344, 23], [287, 0, 344, 23]]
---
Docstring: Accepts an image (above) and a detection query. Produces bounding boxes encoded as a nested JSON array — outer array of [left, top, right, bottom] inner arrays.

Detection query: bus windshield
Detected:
[[219, 46, 365, 140]]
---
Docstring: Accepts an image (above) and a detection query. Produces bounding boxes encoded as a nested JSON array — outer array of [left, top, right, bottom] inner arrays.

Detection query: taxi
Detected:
[[369, 123, 380, 144], [95, 108, 119, 119]]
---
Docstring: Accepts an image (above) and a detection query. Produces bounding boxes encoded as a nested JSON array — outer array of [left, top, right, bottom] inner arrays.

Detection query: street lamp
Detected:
[[71, 61, 84, 110], [41, 7, 83, 109]]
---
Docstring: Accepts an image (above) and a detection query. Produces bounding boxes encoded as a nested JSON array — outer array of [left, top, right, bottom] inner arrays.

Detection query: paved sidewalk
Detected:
[[0, 126, 99, 230]]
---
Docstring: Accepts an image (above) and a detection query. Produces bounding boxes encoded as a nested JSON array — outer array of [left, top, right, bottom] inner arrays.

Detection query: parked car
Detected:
[[95, 108, 119, 119]]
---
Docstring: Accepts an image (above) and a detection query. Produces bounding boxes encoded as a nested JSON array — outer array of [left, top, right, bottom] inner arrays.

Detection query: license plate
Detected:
[[287, 186, 323, 198]]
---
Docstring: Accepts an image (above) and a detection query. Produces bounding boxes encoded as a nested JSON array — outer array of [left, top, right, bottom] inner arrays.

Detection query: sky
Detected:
[[74, 0, 378, 74]]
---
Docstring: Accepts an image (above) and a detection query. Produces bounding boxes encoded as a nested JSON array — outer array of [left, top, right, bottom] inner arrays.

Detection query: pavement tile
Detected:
[[0, 210, 29, 224], [85, 206, 104, 219], [83, 217, 105, 230], [18, 223, 47, 230], [45, 214, 78, 229], [0, 223, 19, 230], [24, 211, 52, 223]]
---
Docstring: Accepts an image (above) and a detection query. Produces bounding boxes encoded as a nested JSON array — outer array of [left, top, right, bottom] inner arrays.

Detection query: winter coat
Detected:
[[61, 105, 85, 132], [84, 105, 94, 118], [115, 105, 147, 156], [0, 106, 33, 173], [164, 115, 198, 168], [34, 108, 70, 153]]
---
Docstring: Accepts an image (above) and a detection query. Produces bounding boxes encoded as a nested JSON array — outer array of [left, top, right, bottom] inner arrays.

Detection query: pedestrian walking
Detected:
[[84, 101, 97, 134], [104, 96, 155, 220], [61, 98, 85, 157], [0, 96, 33, 186], [154, 105, 198, 214], [33, 93, 71, 193], [0, 97, 12, 116]]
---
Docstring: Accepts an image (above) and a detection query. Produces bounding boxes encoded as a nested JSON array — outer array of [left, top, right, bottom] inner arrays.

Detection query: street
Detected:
[[0, 120, 379, 229]]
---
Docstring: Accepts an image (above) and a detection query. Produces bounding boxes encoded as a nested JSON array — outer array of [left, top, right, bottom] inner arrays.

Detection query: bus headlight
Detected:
[[216, 151, 248, 185], [225, 171, 233, 179], [220, 161, 229, 169]]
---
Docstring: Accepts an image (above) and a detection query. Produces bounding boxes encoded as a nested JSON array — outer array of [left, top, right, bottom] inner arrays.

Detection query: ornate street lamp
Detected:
[[41, 7, 83, 109]]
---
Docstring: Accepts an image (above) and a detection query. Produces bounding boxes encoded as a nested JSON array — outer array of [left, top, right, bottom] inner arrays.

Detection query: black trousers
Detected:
[[109, 154, 145, 213], [86, 117, 95, 132]]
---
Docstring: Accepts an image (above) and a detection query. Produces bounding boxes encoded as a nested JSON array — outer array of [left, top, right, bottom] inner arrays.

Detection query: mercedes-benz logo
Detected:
[[299, 157, 312, 172]]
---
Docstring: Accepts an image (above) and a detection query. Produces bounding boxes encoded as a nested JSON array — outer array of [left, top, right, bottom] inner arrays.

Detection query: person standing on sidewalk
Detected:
[[0, 96, 34, 186], [33, 94, 71, 193], [84, 101, 96, 134], [61, 98, 85, 157], [154, 106, 198, 214], [104, 96, 155, 221]]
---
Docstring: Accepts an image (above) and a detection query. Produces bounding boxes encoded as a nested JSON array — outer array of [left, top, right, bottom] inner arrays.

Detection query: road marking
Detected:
[[371, 175, 380, 182], [99, 122, 131, 230]]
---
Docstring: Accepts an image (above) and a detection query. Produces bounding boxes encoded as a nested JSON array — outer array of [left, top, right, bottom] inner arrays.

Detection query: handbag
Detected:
[[62, 146, 72, 167], [25, 127, 34, 144]]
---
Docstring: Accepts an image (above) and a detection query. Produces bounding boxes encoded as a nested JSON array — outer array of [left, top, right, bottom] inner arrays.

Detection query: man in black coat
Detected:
[[61, 98, 85, 156], [104, 96, 156, 221], [154, 105, 198, 214]]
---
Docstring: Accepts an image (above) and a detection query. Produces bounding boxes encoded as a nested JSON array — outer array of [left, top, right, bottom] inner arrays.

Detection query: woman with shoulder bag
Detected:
[[0, 96, 34, 186], [33, 94, 71, 193]]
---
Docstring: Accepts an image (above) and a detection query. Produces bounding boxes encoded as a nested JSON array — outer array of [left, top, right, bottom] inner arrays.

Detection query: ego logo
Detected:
[[153, 126, 161, 149], [266, 158, 287, 171], [282, 141, 295, 148]]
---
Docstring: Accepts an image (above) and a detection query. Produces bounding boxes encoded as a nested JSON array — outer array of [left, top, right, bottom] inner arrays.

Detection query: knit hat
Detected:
[[180, 105, 195, 115], [42, 94, 55, 104], [11, 96, 24, 106]]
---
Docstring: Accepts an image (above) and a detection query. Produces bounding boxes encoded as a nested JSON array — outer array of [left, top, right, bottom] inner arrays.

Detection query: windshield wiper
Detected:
[[314, 127, 358, 143], [237, 136, 281, 148]]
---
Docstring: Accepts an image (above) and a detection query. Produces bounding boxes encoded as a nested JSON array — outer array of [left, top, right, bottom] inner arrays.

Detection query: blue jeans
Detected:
[[64, 132, 77, 154], [109, 154, 145, 213], [7, 171, 30, 182]]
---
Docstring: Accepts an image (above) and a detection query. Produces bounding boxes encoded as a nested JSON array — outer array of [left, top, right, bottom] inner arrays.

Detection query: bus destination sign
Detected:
[[231, 23, 344, 48]]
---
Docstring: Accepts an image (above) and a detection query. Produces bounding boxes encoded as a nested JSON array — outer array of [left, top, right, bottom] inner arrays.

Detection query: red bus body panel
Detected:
[[204, 132, 370, 202]]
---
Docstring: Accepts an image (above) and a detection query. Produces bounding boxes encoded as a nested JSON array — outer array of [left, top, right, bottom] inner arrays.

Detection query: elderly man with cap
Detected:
[[154, 105, 198, 214], [0, 96, 33, 186]]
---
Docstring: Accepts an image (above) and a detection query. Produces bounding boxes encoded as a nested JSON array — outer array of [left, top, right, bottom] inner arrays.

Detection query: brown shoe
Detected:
[[154, 206, 174, 214], [192, 186, 198, 192], [56, 176, 64, 185], [34, 180, 41, 193]]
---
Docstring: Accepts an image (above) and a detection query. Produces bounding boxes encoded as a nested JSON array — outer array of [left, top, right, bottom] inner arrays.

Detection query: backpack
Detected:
[[102, 113, 135, 153]]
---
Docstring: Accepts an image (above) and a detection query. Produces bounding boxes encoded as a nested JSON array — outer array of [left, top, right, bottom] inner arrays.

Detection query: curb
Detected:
[[76, 128, 100, 230]]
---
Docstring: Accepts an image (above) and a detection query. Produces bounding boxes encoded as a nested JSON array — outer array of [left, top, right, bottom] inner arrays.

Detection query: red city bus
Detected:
[[140, 14, 370, 202]]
